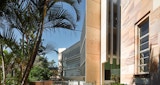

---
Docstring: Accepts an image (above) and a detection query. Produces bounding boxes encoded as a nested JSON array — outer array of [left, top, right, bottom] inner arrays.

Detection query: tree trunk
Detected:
[[20, 0, 48, 85], [1, 45, 6, 85]]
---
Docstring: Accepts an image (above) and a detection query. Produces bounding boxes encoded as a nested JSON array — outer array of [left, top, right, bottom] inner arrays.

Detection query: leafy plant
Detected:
[[0, 0, 82, 85], [28, 56, 56, 81]]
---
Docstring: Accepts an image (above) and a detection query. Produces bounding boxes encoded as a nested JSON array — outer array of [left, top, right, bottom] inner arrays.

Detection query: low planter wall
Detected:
[[29, 80, 53, 85]]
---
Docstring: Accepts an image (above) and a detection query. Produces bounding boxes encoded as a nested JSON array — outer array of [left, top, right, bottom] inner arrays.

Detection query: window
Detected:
[[138, 18, 149, 73], [105, 70, 111, 80]]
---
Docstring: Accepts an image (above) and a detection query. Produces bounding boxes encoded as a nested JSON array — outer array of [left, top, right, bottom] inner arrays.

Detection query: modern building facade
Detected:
[[61, 0, 121, 84], [60, 0, 160, 85], [61, 23, 86, 81], [61, 42, 83, 80], [101, 0, 121, 84], [121, 0, 160, 85]]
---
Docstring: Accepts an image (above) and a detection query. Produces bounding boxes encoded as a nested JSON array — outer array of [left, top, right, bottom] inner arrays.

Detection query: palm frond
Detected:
[[0, 28, 19, 53], [38, 43, 58, 55], [0, 0, 8, 13], [44, 18, 75, 30], [47, 0, 57, 11], [62, 0, 81, 21], [46, 1, 79, 29], [0, 17, 6, 30]]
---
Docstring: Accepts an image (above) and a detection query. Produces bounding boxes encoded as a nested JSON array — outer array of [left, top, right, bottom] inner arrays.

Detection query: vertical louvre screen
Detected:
[[107, 0, 120, 65]]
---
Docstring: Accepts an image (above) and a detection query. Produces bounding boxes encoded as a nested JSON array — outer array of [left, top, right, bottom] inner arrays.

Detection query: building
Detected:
[[61, 0, 121, 84], [60, 0, 160, 85], [101, 0, 121, 84], [61, 42, 83, 80], [121, 0, 160, 85], [58, 48, 66, 80]]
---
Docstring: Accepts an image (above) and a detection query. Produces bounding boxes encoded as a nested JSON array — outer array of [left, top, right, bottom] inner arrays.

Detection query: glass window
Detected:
[[140, 42, 149, 50], [138, 18, 149, 73], [140, 50, 149, 58], [140, 21, 149, 37], [140, 35, 149, 44]]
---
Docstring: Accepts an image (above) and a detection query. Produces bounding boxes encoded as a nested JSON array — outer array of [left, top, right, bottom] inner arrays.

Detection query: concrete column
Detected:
[[101, 63, 105, 84], [101, 0, 109, 84], [101, 0, 107, 63]]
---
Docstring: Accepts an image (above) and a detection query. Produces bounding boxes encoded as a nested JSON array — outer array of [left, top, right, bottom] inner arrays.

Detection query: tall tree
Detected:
[[0, 45, 6, 85], [0, 0, 82, 85]]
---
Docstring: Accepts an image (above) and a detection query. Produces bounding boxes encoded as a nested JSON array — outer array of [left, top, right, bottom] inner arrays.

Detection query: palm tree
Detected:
[[0, 45, 6, 85], [0, 28, 19, 85], [0, 0, 82, 85]]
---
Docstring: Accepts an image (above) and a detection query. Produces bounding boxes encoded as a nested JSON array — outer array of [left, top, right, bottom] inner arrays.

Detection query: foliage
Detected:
[[111, 75, 120, 83], [29, 56, 56, 81], [0, 0, 82, 85], [109, 74, 121, 85], [29, 66, 52, 81]]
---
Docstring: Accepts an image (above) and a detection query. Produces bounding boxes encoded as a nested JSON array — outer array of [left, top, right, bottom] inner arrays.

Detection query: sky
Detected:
[[42, 0, 85, 66], [0, 0, 85, 66]]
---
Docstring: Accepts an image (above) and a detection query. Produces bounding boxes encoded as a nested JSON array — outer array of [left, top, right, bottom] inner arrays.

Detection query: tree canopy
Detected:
[[29, 56, 56, 81], [0, 0, 82, 85]]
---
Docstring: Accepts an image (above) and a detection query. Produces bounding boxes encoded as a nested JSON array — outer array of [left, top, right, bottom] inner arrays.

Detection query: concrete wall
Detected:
[[121, 0, 160, 84], [86, 0, 101, 85]]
